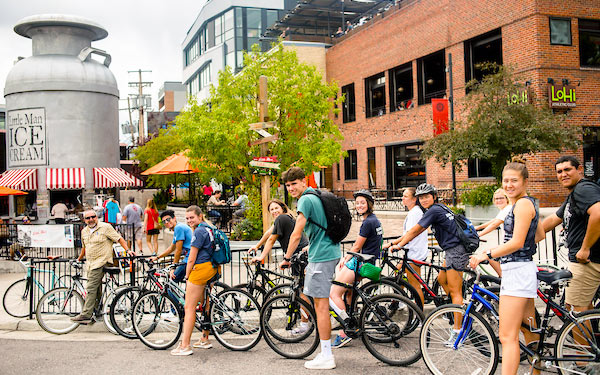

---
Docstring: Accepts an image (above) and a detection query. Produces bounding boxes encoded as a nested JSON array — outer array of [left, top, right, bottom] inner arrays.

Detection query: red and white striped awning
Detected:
[[94, 168, 143, 188], [46, 168, 86, 190], [0, 169, 38, 191]]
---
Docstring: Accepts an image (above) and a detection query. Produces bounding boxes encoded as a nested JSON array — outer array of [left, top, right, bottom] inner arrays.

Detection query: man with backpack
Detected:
[[280, 167, 342, 370], [542, 156, 600, 315]]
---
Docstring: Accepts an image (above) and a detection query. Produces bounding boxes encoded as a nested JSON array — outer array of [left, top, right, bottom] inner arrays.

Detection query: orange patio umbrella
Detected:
[[0, 186, 28, 196], [141, 150, 201, 202]]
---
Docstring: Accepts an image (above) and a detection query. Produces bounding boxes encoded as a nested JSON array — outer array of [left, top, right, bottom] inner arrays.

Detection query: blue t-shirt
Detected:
[[106, 201, 120, 224], [190, 224, 213, 265], [359, 214, 383, 259], [173, 223, 193, 261], [297, 188, 341, 263], [417, 204, 460, 250]]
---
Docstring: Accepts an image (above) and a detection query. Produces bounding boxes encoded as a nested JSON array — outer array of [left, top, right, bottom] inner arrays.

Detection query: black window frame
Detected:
[[341, 83, 356, 123], [464, 29, 503, 87], [367, 147, 376, 188], [468, 158, 493, 179], [365, 72, 386, 118], [417, 50, 447, 105], [549, 17, 572, 46], [579, 18, 600, 68], [344, 150, 358, 180], [389, 62, 414, 112]]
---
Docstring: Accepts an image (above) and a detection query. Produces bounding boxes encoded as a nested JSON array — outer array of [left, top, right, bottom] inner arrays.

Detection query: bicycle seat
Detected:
[[429, 246, 444, 255], [346, 251, 375, 262], [104, 266, 121, 275], [537, 269, 572, 285]]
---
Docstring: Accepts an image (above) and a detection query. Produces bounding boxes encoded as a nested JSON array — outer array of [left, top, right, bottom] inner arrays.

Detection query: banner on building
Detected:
[[17, 224, 75, 248], [432, 98, 449, 136], [7, 107, 49, 167]]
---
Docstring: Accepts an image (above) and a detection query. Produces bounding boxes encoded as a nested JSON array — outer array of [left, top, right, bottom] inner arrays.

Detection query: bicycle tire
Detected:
[[420, 304, 499, 375], [132, 291, 183, 350], [3, 279, 30, 318], [110, 286, 143, 339], [102, 287, 120, 335], [234, 283, 267, 307], [260, 293, 319, 359], [554, 309, 600, 375], [263, 283, 293, 302], [367, 277, 423, 309], [360, 293, 424, 366], [210, 288, 262, 351], [35, 287, 84, 334]]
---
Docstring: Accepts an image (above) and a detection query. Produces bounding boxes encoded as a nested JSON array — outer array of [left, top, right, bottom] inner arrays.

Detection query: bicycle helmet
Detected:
[[415, 183, 437, 197], [353, 189, 374, 204]]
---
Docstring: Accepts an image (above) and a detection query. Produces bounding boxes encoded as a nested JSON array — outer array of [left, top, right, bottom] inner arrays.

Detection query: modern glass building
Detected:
[[181, 0, 294, 101]]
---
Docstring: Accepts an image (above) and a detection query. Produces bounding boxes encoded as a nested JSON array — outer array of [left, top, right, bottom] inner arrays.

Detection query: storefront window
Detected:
[[389, 63, 413, 112], [344, 150, 358, 180], [579, 19, 600, 67], [365, 73, 386, 118], [385, 143, 426, 190], [583, 127, 600, 181], [341, 83, 356, 123]]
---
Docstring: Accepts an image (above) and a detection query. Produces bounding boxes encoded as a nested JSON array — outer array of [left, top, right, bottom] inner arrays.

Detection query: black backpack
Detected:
[[303, 190, 352, 244], [437, 204, 480, 253]]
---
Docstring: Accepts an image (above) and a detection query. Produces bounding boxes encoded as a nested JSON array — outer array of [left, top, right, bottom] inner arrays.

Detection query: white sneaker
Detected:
[[162, 312, 177, 321], [304, 353, 336, 370], [292, 323, 310, 335], [445, 329, 459, 348]]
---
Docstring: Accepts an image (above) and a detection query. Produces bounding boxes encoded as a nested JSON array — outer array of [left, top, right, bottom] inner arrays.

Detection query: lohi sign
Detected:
[[7, 107, 49, 167], [548, 84, 576, 108]]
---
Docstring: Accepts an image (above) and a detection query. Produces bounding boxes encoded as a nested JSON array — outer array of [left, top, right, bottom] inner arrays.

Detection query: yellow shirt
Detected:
[[81, 222, 122, 270]]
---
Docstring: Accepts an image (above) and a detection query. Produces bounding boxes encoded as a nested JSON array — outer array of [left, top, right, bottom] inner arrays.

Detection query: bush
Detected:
[[460, 184, 499, 207], [231, 218, 262, 241], [448, 206, 466, 216], [152, 190, 170, 210]]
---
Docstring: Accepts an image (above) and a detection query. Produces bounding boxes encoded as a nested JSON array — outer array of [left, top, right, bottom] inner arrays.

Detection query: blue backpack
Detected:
[[199, 223, 231, 267]]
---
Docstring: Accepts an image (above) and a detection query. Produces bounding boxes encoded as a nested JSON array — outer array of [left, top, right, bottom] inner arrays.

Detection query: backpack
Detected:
[[437, 204, 480, 253], [303, 189, 352, 244], [199, 223, 231, 267]]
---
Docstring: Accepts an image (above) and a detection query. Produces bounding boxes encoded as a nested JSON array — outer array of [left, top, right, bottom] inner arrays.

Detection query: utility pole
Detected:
[[258, 76, 270, 233], [448, 53, 457, 206], [127, 97, 135, 145], [128, 69, 152, 145]]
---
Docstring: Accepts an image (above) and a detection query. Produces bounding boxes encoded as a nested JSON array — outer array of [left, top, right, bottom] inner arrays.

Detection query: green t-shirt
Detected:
[[297, 187, 341, 263]]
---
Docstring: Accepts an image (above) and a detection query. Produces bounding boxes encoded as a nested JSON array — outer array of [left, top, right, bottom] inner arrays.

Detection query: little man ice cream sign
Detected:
[[548, 84, 576, 108], [7, 107, 48, 167]]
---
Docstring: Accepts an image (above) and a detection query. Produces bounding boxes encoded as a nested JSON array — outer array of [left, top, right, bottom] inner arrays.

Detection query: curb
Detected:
[[0, 317, 112, 333]]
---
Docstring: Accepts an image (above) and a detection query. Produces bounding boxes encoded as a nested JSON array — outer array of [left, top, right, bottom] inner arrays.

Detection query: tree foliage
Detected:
[[175, 42, 344, 188], [422, 65, 581, 179], [133, 127, 186, 188]]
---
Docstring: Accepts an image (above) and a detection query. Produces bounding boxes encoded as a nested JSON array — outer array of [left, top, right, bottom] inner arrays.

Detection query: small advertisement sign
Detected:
[[17, 224, 74, 248], [548, 84, 576, 108]]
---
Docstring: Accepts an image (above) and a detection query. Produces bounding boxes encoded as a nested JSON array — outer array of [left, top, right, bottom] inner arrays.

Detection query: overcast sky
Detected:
[[0, 0, 206, 139]]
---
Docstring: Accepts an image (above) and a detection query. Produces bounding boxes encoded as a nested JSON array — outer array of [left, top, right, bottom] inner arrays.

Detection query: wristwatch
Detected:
[[283, 256, 291, 262], [486, 251, 494, 260]]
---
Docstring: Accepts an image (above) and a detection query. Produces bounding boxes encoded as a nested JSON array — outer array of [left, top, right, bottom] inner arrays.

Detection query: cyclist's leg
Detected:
[[437, 264, 449, 295], [499, 295, 533, 375], [80, 267, 105, 318], [180, 282, 205, 349], [405, 264, 425, 306], [329, 260, 356, 341], [445, 268, 463, 330]]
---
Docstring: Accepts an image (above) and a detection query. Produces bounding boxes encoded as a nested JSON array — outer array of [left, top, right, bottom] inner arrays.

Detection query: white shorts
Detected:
[[500, 261, 538, 298]]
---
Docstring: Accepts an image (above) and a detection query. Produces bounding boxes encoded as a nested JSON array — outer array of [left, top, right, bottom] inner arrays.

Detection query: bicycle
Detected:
[[420, 268, 600, 375], [35, 260, 122, 335], [235, 251, 294, 304], [109, 258, 229, 339], [260, 251, 424, 366], [3, 255, 75, 318], [131, 264, 261, 351]]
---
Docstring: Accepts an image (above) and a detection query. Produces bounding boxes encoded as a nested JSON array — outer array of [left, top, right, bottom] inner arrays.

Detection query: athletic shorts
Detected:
[[303, 259, 339, 298], [445, 244, 469, 271], [147, 228, 160, 235], [565, 261, 600, 307], [188, 262, 218, 286], [126, 226, 143, 242], [500, 261, 538, 298]]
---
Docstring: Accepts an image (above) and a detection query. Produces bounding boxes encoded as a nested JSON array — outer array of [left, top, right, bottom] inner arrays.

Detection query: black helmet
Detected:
[[415, 183, 437, 196], [353, 189, 374, 204]]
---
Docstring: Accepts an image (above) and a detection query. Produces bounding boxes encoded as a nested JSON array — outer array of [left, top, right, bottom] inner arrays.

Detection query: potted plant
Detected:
[[460, 183, 500, 223]]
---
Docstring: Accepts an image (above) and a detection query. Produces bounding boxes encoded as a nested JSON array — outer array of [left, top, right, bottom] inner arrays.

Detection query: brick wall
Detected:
[[325, 0, 600, 207]]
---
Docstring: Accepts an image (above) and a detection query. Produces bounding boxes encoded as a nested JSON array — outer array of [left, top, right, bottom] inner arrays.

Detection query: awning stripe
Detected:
[[94, 168, 143, 188], [0, 169, 38, 190], [46, 168, 86, 190]]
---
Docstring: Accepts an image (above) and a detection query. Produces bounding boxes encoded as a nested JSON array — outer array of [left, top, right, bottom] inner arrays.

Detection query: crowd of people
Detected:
[[63, 156, 599, 373]]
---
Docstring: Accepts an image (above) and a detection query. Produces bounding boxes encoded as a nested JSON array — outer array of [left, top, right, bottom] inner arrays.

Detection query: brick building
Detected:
[[316, 0, 600, 206]]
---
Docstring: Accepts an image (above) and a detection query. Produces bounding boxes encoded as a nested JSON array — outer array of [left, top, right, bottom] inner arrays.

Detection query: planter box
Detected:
[[465, 205, 497, 224]]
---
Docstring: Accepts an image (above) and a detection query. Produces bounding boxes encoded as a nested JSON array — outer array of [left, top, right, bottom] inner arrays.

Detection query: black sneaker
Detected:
[[70, 314, 92, 324]]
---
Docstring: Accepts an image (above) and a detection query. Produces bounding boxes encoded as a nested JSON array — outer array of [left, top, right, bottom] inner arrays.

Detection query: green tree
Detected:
[[422, 65, 581, 179], [133, 127, 186, 189]]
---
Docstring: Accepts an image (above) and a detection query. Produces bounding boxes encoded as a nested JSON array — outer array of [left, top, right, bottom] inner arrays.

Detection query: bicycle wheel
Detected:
[[35, 287, 84, 334], [234, 283, 266, 307], [420, 304, 499, 375], [263, 283, 292, 302], [210, 288, 262, 351], [132, 291, 183, 350], [260, 294, 319, 359], [555, 310, 600, 375], [360, 293, 424, 366], [102, 287, 120, 335], [213, 281, 229, 295], [3, 279, 30, 318], [109, 286, 142, 339]]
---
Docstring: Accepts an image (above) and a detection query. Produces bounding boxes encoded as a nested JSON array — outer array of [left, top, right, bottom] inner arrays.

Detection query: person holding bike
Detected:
[[71, 209, 132, 324], [469, 159, 545, 375], [249, 199, 309, 264], [171, 205, 218, 356], [385, 183, 468, 343], [279, 167, 341, 370], [329, 189, 383, 348], [150, 209, 192, 282]]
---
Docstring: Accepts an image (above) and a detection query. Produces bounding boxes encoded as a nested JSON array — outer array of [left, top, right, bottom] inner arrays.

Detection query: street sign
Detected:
[[249, 121, 276, 130], [249, 160, 280, 169], [249, 134, 278, 146]]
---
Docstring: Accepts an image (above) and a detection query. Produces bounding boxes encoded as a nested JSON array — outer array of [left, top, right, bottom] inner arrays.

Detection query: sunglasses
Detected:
[[163, 217, 172, 223], [84, 215, 97, 220]]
